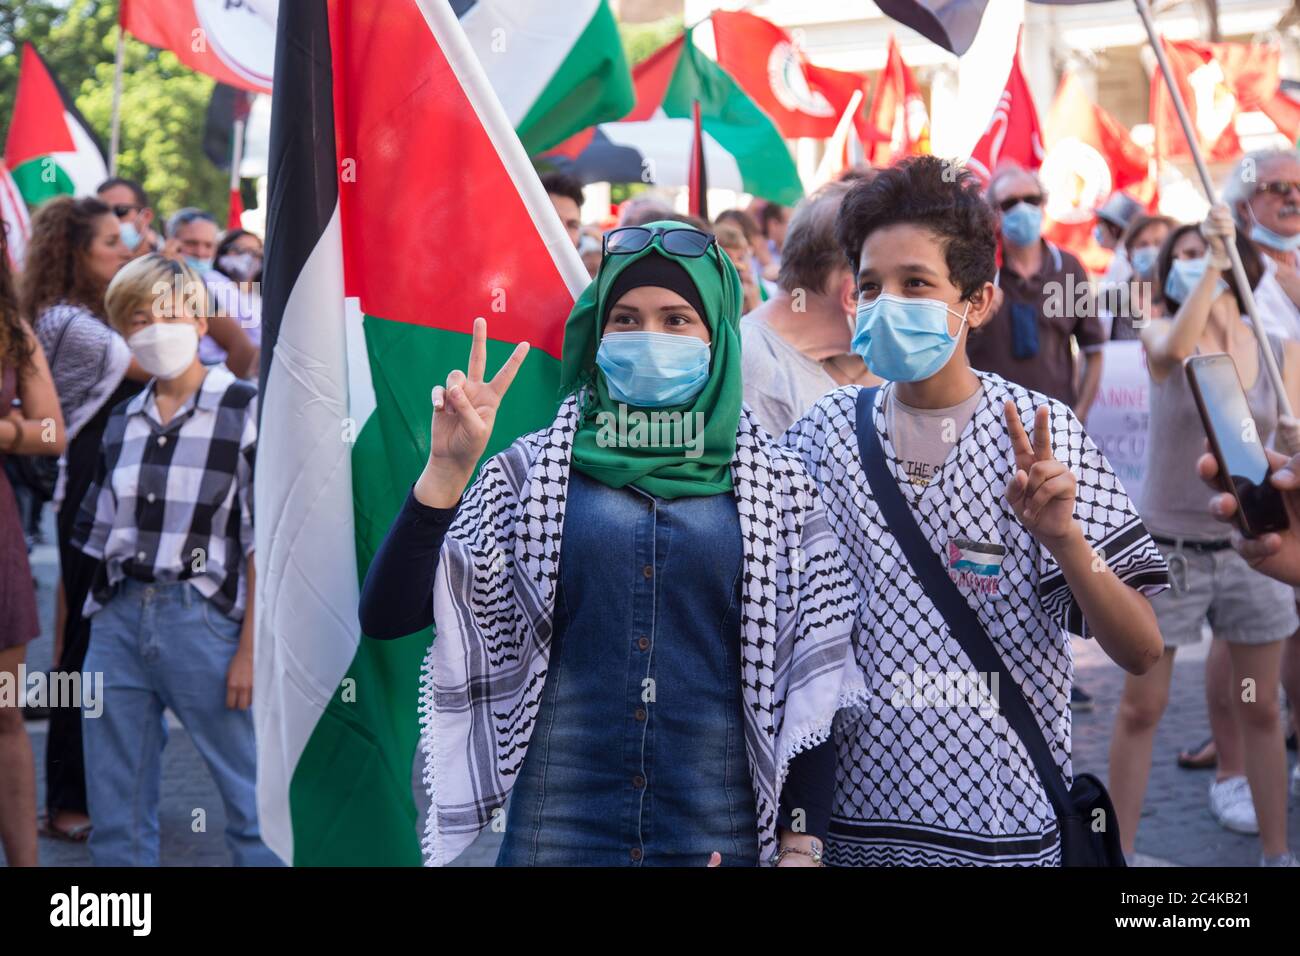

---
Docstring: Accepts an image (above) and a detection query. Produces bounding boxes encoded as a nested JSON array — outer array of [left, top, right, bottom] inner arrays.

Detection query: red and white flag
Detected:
[[1151, 37, 1297, 164], [1, 161, 30, 272], [862, 35, 930, 166], [710, 9, 867, 141], [966, 40, 1043, 182], [120, 0, 276, 94], [1041, 72, 1151, 272]]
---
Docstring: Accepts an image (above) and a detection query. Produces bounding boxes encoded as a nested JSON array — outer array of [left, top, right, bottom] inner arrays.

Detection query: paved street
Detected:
[[5, 508, 1294, 867]]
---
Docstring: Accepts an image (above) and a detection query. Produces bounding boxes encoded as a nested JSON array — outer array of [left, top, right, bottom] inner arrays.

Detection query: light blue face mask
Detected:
[[852, 293, 970, 383], [184, 255, 214, 276], [1001, 202, 1043, 247], [1130, 246, 1159, 277], [1164, 256, 1228, 303], [1246, 201, 1300, 252], [595, 331, 711, 408], [119, 221, 141, 252]]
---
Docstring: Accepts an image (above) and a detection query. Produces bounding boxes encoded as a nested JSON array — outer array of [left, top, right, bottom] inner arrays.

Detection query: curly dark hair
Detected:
[[19, 195, 115, 323], [835, 155, 998, 299], [0, 221, 33, 371]]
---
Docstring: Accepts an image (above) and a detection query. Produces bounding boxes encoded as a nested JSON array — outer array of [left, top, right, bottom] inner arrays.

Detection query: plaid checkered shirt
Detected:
[[71, 364, 257, 621]]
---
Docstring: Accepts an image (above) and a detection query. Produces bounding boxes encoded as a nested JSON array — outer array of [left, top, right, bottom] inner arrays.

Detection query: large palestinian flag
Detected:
[[3, 43, 108, 207], [255, 0, 587, 865], [455, 0, 634, 156], [545, 29, 804, 206]]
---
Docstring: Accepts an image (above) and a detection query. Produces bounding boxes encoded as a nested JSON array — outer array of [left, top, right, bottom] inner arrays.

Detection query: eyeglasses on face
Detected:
[[1257, 181, 1300, 198], [997, 195, 1044, 213]]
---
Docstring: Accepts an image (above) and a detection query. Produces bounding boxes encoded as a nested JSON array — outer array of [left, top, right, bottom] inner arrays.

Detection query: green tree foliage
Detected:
[[618, 14, 683, 68], [1, 0, 227, 219]]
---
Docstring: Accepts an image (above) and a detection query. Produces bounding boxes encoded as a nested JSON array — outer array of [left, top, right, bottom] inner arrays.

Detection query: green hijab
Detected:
[[559, 220, 745, 500]]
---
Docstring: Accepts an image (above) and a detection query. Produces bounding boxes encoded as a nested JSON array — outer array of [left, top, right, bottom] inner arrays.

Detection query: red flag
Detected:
[[966, 39, 1043, 182], [1040, 72, 1151, 272], [863, 35, 931, 166], [121, 0, 274, 94], [1150, 37, 1282, 164], [711, 10, 867, 140]]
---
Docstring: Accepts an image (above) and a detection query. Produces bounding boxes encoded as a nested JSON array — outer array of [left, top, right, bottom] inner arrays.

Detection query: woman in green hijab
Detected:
[[360, 221, 867, 867]]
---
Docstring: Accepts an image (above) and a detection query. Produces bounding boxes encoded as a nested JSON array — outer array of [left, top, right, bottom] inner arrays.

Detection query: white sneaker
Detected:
[[1209, 776, 1260, 834], [1260, 851, 1298, 867]]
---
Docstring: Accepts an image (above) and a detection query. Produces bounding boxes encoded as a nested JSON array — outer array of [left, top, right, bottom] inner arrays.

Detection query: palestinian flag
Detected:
[[255, 0, 587, 865], [120, 0, 276, 94], [3, 43, 108, 207], [1, 162, 30, 271], [545, 29, 804, 206], [455, 0, 635, 156]]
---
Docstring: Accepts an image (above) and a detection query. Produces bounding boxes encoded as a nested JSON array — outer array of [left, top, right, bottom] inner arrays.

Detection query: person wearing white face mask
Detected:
[[71, 254, 276, 866], [165, 208, 258, 379], [1107, 205, 1300, 867]]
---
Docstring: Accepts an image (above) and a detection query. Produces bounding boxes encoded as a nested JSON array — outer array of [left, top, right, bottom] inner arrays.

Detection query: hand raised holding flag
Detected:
[[415, 317, 529, 509], [1003, 400, 1077, 545]]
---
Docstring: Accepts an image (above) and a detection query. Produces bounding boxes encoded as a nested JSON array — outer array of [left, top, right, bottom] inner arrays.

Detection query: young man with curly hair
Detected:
[[781, 156, 1169, 866]]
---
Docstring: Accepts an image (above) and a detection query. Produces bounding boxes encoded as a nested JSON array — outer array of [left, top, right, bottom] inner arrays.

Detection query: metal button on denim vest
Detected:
[[496, 470, 758, 866]]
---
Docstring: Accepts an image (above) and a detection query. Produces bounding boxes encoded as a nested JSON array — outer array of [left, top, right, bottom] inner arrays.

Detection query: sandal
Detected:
[[1176, 736, 1217, 770], [38, 813, 92, 843]]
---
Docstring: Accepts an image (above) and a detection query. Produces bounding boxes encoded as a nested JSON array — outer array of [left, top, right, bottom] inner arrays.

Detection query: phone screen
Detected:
[[1187, 355, 1288, 536]]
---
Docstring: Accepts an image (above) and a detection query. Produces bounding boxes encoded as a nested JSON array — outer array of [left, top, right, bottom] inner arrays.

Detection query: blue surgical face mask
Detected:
[[1164, 256, 1228, 303], [184, 255, 214, 276], [119, 221, 141, 252], [595, 330, 711, 408], [1130, 246, 1159, 277], [1001, 202, 1043, 247], [1248, 207, 1300, 252], [852, 293, 970, 383]]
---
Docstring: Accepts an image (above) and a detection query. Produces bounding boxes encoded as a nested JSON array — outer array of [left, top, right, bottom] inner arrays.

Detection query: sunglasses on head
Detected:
[[1257, 181, 1300, 198], [603, 225, 715, 258], [997, 195, 1043, 213]]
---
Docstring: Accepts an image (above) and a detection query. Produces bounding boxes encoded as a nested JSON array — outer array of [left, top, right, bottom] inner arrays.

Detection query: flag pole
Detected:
[[813, 88, 864, 188], [108, 21, 125, 176], [229, 115, 246, 229], [1133, 0, 1292, 417]]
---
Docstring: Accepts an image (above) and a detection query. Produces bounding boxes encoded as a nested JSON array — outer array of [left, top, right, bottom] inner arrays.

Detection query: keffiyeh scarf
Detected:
[[418, 395, 869, 865]]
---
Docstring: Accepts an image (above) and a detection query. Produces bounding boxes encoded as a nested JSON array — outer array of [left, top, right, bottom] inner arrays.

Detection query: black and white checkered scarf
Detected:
[[418, 394, 869, 865]]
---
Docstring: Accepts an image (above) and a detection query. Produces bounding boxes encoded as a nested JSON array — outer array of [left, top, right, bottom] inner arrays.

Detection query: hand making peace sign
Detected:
[[415, 317, 529, 508], [1003, 400, 1077, 545]]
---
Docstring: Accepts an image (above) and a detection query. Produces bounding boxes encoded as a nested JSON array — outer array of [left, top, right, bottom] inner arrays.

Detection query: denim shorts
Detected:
[[1149, 539, 1298, 646]]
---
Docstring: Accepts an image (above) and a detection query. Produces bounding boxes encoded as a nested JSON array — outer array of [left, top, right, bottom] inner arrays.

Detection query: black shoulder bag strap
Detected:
[[854, 386, 1121, 866]]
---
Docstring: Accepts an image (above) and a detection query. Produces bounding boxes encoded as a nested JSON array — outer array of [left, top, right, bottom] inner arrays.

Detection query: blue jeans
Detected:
[[82, 578, 280, 866]]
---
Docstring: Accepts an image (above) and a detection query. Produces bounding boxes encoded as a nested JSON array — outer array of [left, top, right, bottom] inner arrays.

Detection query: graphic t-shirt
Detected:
[[887, 387, 982, 492]]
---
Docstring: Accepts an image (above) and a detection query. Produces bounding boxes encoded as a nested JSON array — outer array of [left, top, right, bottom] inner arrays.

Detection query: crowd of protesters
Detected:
[[2, 154, 1299, 867]]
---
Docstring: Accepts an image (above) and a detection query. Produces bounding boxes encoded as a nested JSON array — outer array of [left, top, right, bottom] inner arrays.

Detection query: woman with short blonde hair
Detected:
[[105, 254, 210, 334]]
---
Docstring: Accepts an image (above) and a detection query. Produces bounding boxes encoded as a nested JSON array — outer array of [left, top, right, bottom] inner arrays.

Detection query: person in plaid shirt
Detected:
[[71, 254, 278, 866]]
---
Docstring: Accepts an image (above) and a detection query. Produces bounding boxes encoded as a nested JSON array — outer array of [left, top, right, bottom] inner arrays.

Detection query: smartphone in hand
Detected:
[[1185, 353, 1289, 538]]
